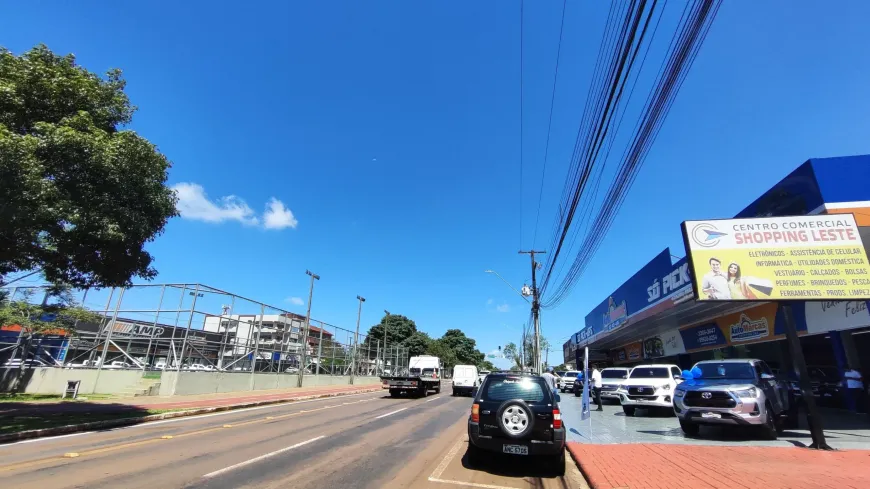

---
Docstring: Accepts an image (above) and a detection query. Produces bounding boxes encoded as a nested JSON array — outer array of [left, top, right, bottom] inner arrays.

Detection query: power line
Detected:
[[541, 0, 722, 308], [532, 0, 568, 249], [519, 0, 525, 250]]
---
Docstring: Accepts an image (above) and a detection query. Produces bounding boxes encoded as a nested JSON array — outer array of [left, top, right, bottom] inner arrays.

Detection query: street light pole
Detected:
[[383, 309, 391, 376], [350, 295, 366, 384], [484, 270, 531, 303], [299, 270, 320, 387]]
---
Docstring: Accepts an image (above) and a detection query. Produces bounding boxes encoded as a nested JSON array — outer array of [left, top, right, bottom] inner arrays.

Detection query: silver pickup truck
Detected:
[[673, 359, 798, 440]]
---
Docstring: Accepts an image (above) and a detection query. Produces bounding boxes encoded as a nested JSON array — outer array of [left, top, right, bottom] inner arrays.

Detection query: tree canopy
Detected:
[[362, 314, 491, 370], [0, 45, 178, 288]]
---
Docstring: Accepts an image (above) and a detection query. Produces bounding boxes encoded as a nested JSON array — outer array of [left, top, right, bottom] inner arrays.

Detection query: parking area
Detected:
[[560, 393, 870, 449]]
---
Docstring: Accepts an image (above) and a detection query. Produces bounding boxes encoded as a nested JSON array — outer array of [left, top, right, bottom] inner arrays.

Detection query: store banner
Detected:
[[578, 248, 691, 344], [682, 214, 870, 302], [804, 300, 870, 335], [643, 329, 686, 359], [679, 303, 786, 352], [611, 341, 643, 364]]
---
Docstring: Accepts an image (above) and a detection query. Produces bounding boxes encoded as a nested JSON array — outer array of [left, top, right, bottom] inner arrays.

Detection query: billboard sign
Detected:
[[682, 214, 870, 301], [643, 329, 686, 359], [678, 303, 798, 353]]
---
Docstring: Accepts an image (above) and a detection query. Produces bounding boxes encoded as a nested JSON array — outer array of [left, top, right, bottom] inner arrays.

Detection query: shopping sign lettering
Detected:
[[647, 262, 691, 303], [578, 326, 595, 342], [103, 320, 165, 338], [729, 314, 770, 342]]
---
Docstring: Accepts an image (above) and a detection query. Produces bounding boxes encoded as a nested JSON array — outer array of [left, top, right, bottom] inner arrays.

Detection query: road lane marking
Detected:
[[425, 396, 444, 403], [428, 436, 522, 489], [429, 437, 464, 479], [374, 408, 407, 419], [202, 435, 325, 478], [3, 431, 95, 446]]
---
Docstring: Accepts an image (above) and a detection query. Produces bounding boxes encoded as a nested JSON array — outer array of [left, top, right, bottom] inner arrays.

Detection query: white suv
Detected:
[[616, 364, 683, 416], [560, 370, 581, 393]]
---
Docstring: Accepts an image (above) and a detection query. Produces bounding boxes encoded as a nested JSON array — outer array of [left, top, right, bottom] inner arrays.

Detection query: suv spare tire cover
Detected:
[[496, 399, 535, 439]]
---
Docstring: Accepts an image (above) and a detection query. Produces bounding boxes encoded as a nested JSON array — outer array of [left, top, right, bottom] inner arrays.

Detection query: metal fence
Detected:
[[1, 284, 409, 382]]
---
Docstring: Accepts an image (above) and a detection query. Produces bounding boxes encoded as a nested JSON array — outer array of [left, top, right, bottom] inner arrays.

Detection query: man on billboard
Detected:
[[701, 257, 731, 300]]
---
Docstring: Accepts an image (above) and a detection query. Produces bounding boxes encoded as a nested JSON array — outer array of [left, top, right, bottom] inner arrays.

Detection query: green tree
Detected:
[[503, 342, 523, 370], [402, 331, 431, 357], [427, 338, 458, 373], [0, 285, 101, 392], [439, 329, 484, 365], [0, 45, 178, 288], [479, 360, 496, 371], [363, 313, 417, 351]]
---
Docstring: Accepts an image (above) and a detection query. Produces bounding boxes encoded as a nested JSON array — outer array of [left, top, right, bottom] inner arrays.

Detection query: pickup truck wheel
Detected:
[[679, 420, 700, 436], [389, 389, 400, 398], [758, 403, 779, 440], [574, 388, 581, 397], [434, 385, 441, 394], [622, 406, 636, 417]]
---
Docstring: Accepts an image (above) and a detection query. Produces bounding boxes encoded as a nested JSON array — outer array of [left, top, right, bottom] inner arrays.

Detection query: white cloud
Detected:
[[173, 183, 259, 226], [173, 183, 298, 231], [263, 198, 298, 230], [496, 303, 510, 313], [285, 297, 305, 306]]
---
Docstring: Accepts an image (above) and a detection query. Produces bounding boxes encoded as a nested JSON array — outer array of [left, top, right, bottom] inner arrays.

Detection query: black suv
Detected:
[[467, 373, 566, 472]]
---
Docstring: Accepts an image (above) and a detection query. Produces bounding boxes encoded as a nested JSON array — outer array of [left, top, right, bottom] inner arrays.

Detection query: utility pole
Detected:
[[299, 270, 320, 387], [519, 250, 546, 375], [350, 295, 366, 384], [383, 310, 391, 376]]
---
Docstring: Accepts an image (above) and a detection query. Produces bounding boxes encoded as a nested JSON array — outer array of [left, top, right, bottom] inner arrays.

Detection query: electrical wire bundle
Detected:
[[538, 0, 721, 308]]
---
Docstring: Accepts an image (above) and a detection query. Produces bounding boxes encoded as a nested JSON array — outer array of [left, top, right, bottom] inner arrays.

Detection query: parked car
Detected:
[[598, 367, 632, 402], [467, 373, 565, 473], [102, 360, 134, 369], [560, 370, 581, 393], [452, 364, 480, 396], [3, 358, 49, 368], [478, 370, 491, 385], [616, 364, 683, 416], [674, 359, 796, 439]]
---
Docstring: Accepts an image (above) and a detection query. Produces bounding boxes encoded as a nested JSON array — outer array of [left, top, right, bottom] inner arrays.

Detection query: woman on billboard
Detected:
[[727, 262, 757, 300]]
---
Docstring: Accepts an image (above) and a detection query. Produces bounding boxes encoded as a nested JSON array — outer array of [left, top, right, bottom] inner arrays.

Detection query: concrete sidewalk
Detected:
[[567, 442, 870, 489], [4, 383, 383, 416]]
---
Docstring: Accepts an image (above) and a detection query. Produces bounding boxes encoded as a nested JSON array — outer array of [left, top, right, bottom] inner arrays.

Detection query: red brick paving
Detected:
[[567, 442, 870, 489]]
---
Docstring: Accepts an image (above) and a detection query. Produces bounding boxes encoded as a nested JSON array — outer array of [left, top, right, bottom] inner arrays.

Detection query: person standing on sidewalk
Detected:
[[542, 366, 558, 398], [591, 367, 603, 411], [844, 368, 866, 413]]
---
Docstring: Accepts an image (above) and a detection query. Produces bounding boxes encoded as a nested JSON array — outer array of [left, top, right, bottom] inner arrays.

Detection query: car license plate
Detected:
[[502, 444, 529, 455], [701, 412, 721, 419]]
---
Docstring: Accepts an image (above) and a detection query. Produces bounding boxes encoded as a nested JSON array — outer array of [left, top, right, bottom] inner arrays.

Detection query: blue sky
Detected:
[[3, 1, 870, 369]]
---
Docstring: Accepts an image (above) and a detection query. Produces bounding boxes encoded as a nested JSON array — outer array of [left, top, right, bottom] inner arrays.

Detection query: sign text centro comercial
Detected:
[[681, 214, 870, 301]]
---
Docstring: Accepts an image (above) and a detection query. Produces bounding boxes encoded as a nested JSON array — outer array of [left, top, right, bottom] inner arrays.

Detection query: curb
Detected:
[[0, 386, 381, 444], [566, 443, 601, 489]]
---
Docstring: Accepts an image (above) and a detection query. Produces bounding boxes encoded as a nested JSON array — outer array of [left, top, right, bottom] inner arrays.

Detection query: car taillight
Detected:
[[471, 403, 480, 423], [382, 380, 389, 386], [552, 408, 562, 429]]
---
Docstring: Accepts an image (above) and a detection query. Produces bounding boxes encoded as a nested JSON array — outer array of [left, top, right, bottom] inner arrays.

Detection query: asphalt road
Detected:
[[0, 383, 586, 489]]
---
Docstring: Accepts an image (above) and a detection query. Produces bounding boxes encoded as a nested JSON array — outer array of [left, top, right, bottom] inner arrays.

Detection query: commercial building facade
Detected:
[[568, 155, 870, 410]]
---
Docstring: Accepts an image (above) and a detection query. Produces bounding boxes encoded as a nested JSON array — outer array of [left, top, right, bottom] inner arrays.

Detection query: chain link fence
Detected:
[[1, 284, 409, 388]]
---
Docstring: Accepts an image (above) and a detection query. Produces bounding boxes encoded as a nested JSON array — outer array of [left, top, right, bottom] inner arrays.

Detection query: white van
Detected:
[[452, 365, 480, 396]]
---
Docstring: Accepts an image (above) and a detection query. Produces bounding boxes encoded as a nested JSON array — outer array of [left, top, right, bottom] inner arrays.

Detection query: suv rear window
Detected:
[[485, 377, 547, 402]]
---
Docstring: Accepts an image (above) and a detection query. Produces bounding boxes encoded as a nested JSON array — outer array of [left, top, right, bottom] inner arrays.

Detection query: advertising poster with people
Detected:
[[682, 214, 870, 301]]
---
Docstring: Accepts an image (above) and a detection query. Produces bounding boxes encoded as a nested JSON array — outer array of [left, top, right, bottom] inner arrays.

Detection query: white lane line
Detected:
[[424, 396, 444, 403], [374, 407, 407, 419], [123, 392, 383, 429], [2, 431, 95, 446], [429, 437, 464, 480], [428, 436, 522, 489], [428, 479, 522, 489], [202, 435, 325, 478]]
